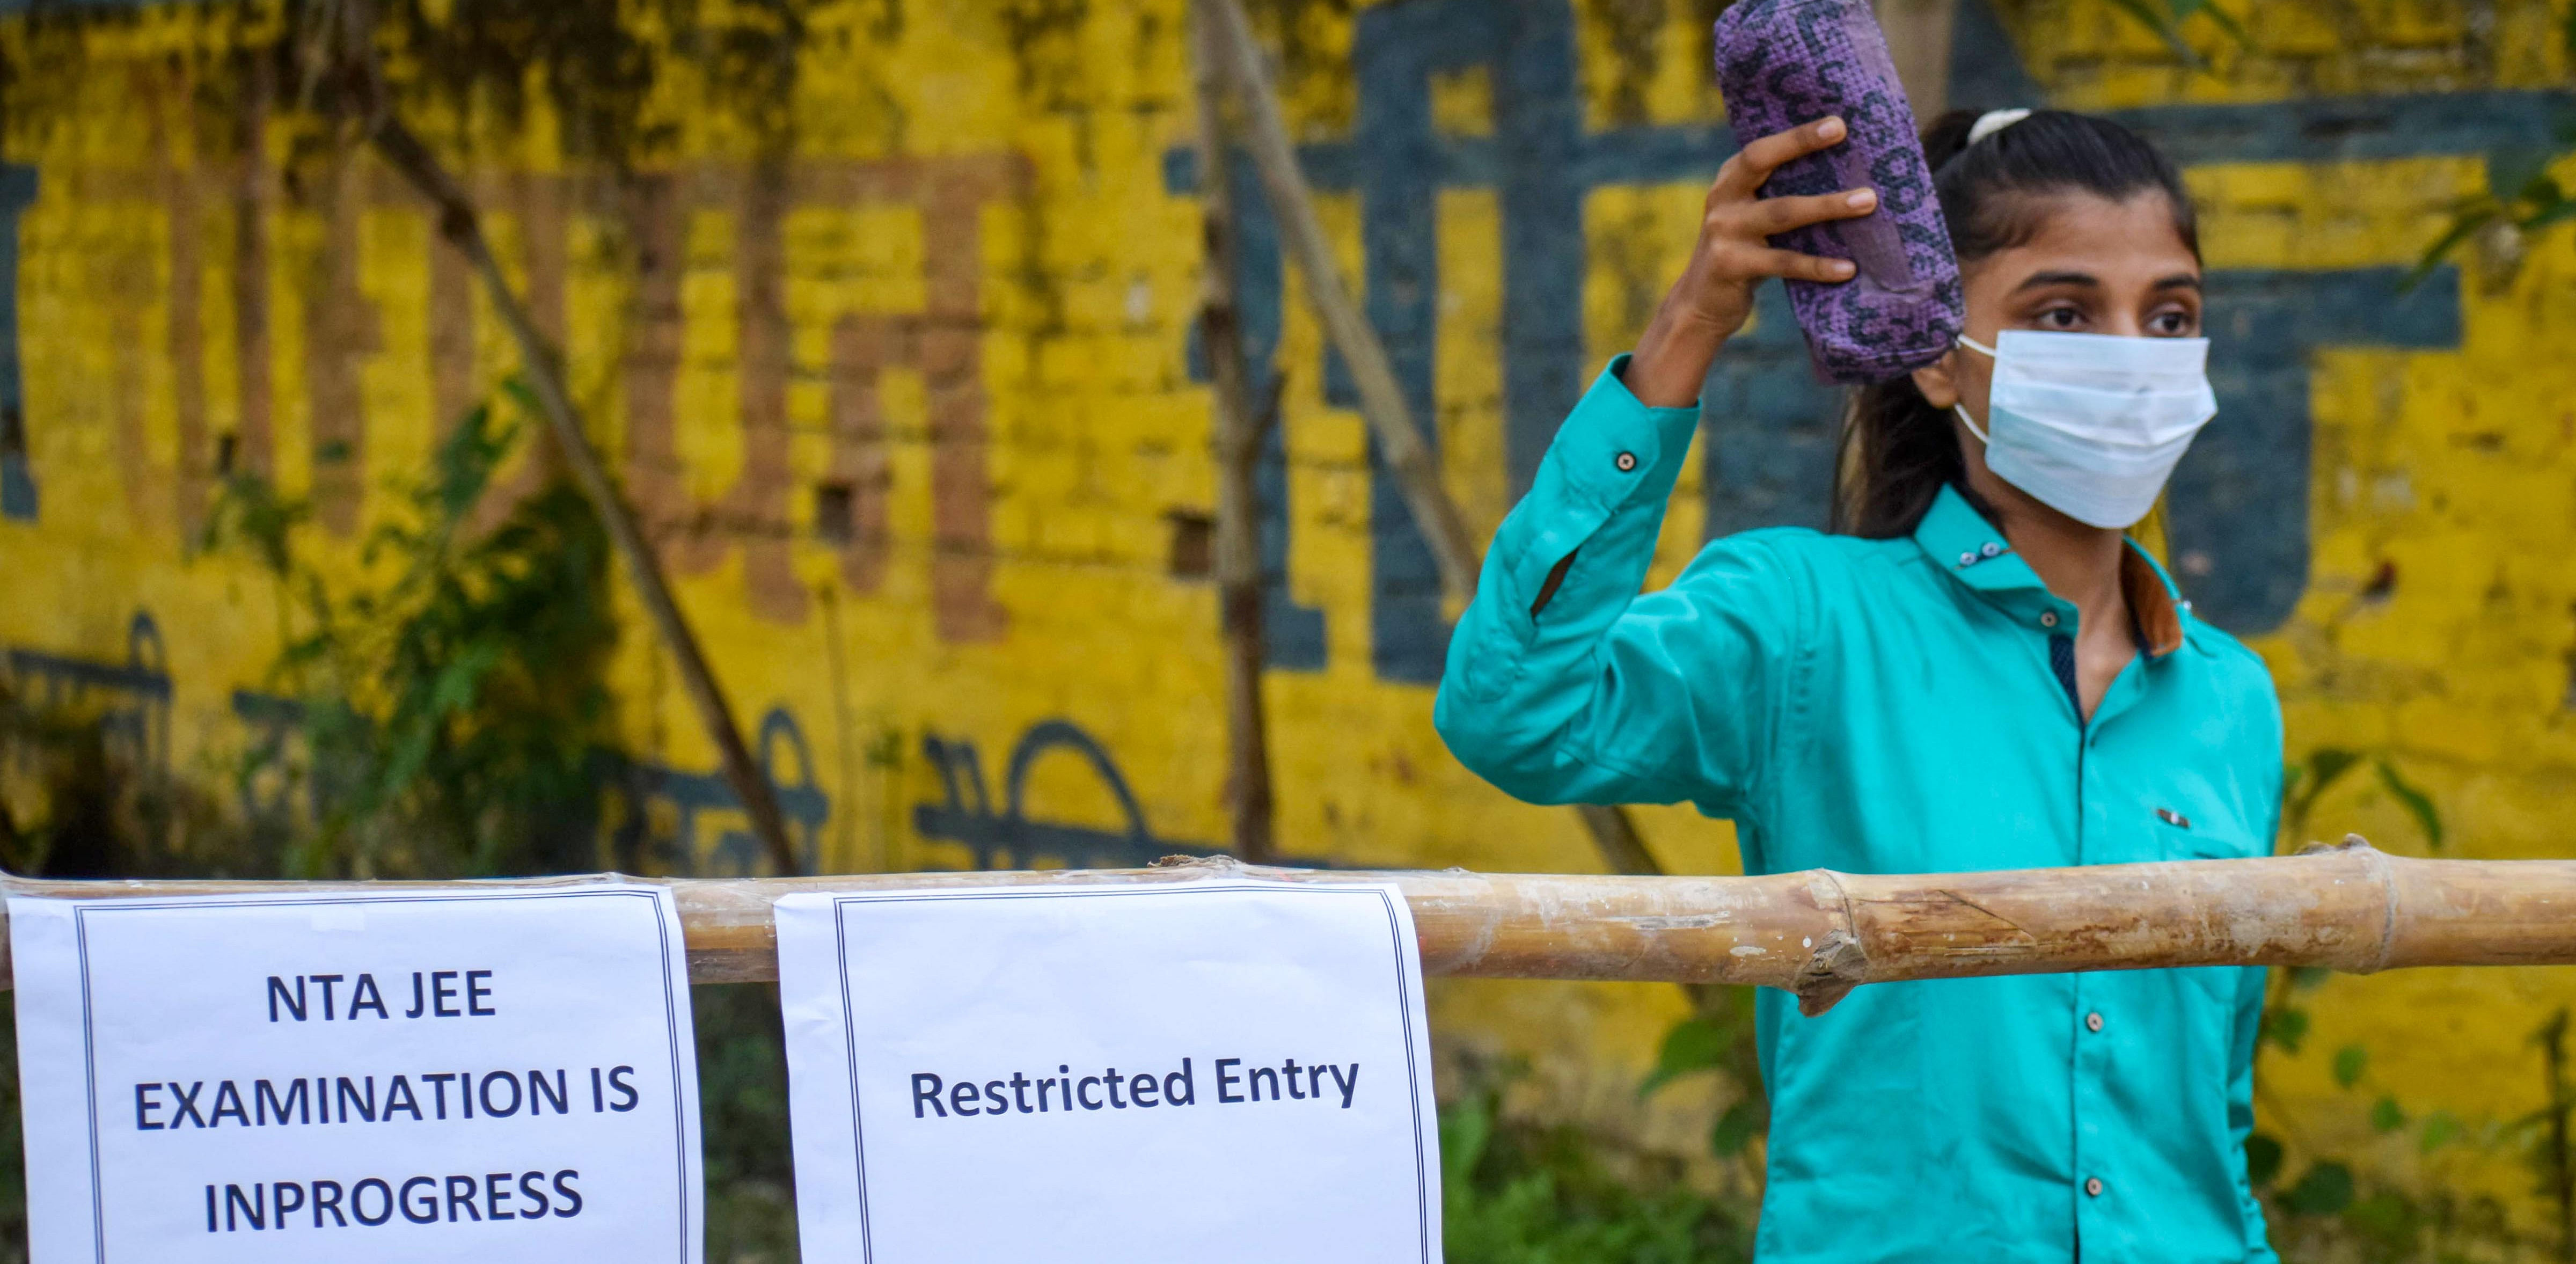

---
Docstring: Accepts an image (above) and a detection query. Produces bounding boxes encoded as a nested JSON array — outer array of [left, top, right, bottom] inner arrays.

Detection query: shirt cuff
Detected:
[[1547, 354, 1703, 512]]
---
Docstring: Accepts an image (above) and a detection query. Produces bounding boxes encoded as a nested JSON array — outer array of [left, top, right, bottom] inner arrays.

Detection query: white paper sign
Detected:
[[10, 886, 703, 1264], [777, 880, 1440, 1263]]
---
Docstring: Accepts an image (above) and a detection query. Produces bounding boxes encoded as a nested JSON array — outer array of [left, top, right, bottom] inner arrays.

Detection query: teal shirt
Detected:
[[1435, 359, 2284, 1263]]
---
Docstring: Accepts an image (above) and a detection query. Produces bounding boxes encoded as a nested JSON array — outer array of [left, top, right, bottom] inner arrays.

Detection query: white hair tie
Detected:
[[1967, 108, 2032, 146]]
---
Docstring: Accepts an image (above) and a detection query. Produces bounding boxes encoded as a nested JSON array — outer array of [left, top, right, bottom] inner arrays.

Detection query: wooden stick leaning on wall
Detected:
[[5, 840, 2569, 1015], [1191, 0, 1280, 864], [1199, 0, 1671, 888], [1201, 0, 1481, 605], [1872, 0, 1960, 122], [309, 0, 800, 876]]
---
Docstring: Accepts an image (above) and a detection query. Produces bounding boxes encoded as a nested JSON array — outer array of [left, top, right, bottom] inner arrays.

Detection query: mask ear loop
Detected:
[[1951, 335, 1996, 445]]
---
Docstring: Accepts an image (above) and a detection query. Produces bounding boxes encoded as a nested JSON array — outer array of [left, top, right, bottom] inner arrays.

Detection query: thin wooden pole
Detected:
[[1198, 0, 1669, 888], [1191, 0, 1278, 864], [314, 2, 801, 876], [1873, 0, 1960, 123], [1201, 0, 1481, 605], [8, 839, 2571, 1012]]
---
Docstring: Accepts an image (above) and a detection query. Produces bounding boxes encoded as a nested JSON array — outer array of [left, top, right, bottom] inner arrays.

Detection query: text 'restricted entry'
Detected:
[[10, 886, 704, 1264], [775, 880, 1440, 1263]]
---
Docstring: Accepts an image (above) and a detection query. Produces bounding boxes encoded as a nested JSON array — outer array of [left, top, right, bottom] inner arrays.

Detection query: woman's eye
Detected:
[[2035, 306, 2085, 330], [2147, 310, 2198, 336]]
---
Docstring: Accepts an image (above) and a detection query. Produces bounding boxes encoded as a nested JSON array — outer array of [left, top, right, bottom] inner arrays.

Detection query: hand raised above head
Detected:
[[1623, 115, 1877, 408]]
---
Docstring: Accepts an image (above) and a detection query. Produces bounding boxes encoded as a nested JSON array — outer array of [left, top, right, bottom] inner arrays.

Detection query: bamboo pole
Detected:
[[1191, 0, 1279, 864], [311, 1, 801, 876], [6, 839, 2570, 1013]]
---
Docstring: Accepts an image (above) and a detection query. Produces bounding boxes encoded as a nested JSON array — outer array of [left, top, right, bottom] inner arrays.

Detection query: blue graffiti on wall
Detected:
[[595, 708, 829, 876], [1171, 0, 2548, 666], [914, 719, 1331, 870], [915, 719, 1225, 870], [3, 611, 170, 771], [0, 163, 35, 522]]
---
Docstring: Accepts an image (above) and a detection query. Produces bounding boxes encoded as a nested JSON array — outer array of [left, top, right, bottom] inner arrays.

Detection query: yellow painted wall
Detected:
[[3, 0, 2573, 1231]]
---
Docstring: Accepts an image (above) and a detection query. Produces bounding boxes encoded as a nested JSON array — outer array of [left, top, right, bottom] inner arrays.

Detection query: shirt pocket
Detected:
[[2149, 802, 2268, 863]]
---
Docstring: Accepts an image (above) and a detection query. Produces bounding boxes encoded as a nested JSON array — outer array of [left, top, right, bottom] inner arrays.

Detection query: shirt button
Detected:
[[2086, 1012, 2105, 1033], [1957, 551, 1978, 566], [2039, 611, 2059, 628], [1614, 451, 1638, 472], [2085, 1177, 2105, 1197], [1981, 542, 2002, 557]]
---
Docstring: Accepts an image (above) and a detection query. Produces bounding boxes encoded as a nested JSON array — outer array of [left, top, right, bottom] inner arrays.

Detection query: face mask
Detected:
[[1951, 329, 2218, 529]]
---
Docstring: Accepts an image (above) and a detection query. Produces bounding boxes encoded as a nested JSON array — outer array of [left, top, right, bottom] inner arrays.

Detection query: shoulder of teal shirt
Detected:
[[2182, 613, 2285, 762]]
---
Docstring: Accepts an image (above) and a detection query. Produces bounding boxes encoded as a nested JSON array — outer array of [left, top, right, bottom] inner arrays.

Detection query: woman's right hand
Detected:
[[1623, 115, 1881, 408]]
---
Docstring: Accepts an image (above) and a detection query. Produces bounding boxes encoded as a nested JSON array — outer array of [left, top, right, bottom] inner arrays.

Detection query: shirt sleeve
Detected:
[[1431, 355, 1802, 816]]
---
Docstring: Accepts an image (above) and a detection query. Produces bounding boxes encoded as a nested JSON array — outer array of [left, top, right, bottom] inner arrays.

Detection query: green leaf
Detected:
[[2371, 1095, 2407, 1133], [2263, 1006, 2310, 1056], [2343, 1192, 2419, 1245], [2304, 748, 2363, 796], [428, 641, 506, 717], [1438, 1097, 1494, 1184], [2333, 1043, 2369, 1088], [2419, 1109, 2464, 1154], [2522, 189, 2576, 231], [2284, 1161, 2356, 1216], [1637, 1017, 1725, 1099], [379, 726, 436, 798], [1710, 1100, 1760, 1158], [2374, 760, 2443, 851], [2406, 204, 2501, 291], [2489, 146, 2558, 202], [2244, 1132, 2284, 1187]]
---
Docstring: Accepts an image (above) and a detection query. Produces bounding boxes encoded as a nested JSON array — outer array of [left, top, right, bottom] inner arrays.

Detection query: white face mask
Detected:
[[1951, 329, 2218, 529]]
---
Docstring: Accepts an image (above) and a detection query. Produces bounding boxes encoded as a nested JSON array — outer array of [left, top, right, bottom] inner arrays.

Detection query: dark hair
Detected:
[[1831, 108, 2200, 537]]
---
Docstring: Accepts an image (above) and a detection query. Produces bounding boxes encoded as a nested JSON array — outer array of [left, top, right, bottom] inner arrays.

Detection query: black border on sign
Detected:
[[66, 889, 694, 1264], [826, 883, 1435, 1264]]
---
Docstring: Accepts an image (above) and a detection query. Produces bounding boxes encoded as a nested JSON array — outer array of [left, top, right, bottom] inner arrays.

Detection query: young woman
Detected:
[[1435, 108, 2281, 1261]]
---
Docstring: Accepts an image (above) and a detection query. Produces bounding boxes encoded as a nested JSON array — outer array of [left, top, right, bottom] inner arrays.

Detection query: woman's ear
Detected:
[[1912, 353, 1960, 410]]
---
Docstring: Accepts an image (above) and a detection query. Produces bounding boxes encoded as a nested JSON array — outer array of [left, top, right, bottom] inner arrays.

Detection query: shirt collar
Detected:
[[2119, 537, 2187, 659], [1912, 484, 2186, 659]]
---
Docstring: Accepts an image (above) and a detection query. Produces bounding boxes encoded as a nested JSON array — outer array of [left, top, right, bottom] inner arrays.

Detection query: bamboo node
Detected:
[[1151, 854, 1248, 874], [1794, 930, 1869, 1017], [2295, 832, 2376, 857]]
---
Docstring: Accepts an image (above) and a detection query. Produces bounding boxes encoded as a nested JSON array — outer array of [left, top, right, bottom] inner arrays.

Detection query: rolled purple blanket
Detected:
[[1711, 0, 1963, 384]]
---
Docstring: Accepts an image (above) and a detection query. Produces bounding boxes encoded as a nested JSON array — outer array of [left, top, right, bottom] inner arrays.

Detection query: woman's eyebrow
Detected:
[[2151, 272, 2202, 292], [2011, 269, 2098, 294]]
